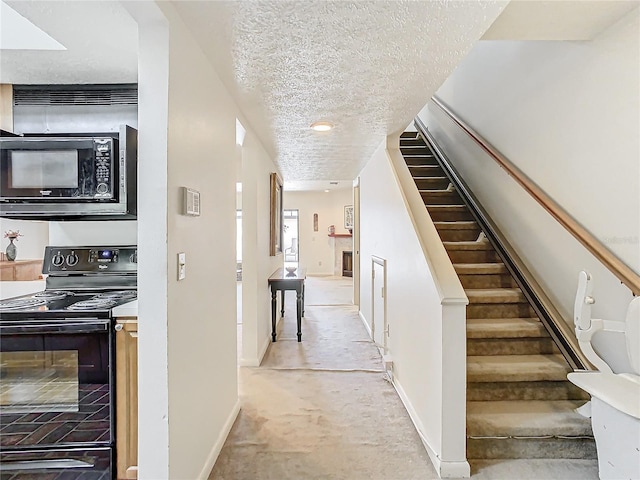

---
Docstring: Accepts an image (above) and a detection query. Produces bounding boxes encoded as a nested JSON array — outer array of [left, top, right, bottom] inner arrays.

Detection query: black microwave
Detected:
[[0, 125, 137, 220]]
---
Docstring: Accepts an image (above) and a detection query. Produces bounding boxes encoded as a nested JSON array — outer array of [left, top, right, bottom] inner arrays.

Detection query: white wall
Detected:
[[129, 2, 244, 478], [0, 218, 48, 260], [48, 221, 137, 246], [420, 8, 639, 370], [162, 4, 240, 478], [284, 189, 353, 275], [359, 139, 468, 477], [240, 128, 282, 366]]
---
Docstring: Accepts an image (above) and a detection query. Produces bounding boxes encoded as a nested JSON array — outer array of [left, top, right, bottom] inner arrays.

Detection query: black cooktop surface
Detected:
[[0, 290, 137, 319]]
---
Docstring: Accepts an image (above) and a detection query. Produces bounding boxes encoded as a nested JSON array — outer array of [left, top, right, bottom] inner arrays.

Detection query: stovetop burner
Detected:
[[0, 290, 137, 315], [65, 290, 137, 311], [94, 290, 137, 300], [33, 290, 75, 300], [0, 297, 48, 311], [67, 299, 119, 310]]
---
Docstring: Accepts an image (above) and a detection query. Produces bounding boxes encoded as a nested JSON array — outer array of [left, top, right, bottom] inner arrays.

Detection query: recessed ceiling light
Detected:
[[310, 121, 334, 132], [324, 190, 330, 193]]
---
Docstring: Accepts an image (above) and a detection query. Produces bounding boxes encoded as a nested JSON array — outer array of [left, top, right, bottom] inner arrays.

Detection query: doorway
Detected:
[[283, 209, 299, 267]]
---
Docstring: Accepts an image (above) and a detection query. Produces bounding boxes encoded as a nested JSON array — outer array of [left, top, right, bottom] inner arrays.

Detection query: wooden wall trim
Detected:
[[0, 84, 13, 132]]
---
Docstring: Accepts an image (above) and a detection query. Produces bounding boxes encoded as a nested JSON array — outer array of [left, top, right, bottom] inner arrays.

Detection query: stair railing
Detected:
[[414, 115, 592, 370], [430, 95, 640, 297]]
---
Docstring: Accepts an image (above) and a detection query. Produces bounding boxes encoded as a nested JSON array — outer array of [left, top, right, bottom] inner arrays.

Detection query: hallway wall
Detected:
[[128, 2, 249, 478], [240, 127, 283, 366], [421, 7, 639, 371], [358, 139, 468, 476]]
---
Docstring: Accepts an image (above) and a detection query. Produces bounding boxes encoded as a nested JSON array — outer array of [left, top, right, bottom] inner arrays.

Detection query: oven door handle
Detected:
[[0, 320, 110, 335]]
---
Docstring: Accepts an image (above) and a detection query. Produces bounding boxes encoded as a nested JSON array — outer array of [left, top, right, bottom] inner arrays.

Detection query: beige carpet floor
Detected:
[[212, 276, 598, 480]]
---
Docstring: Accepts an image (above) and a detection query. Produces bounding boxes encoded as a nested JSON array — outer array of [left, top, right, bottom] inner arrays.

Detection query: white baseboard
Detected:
[[239, 312, 281, 367], [257, 334, 271, 365], [392, 378, 470, 479], [239, 357, 258, 367], [198, 399, 241, 480], [239, 335, 271, 367], [359, 310, 372, 338]]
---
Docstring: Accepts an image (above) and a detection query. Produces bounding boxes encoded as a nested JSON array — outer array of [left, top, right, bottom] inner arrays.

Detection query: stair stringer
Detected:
[[385, 133, 470, 478]]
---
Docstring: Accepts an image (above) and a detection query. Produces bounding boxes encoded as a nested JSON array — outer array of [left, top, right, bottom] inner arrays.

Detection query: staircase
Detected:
[[399, 131, 597, 460]]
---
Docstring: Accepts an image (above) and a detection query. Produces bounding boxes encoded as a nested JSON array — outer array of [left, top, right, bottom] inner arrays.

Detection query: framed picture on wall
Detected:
[[270, 172, 284, 256], [344, 205, 354, 229]]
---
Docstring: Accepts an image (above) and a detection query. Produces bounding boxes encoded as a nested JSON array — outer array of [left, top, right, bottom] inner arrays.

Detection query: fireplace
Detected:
[[342, 251, 353, 277]]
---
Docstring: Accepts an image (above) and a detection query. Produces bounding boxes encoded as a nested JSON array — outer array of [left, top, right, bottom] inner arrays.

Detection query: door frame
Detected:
[[371, 255, 388, 353], [353, 178, 360, 306]]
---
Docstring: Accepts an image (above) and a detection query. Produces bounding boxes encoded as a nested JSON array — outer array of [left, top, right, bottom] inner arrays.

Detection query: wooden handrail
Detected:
[[431, 96, 640, 296]]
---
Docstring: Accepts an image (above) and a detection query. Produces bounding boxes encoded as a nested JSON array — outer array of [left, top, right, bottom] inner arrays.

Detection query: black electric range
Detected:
[[0, 245, 137, 480]]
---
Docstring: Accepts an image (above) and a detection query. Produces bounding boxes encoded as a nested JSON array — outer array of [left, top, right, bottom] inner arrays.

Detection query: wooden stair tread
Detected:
[[401, 130, 594, 460], [466, 288, 526, 303], [400, 131, 418, 138], [467, 400, 593, 438], [455, 263, 508, 274], [467, 318, 548, 338], [433, 221, 478, 229], [443, 241, 493, 250], [418, 188, 454, 193], [468, 354, 571, 382], [426, 205, 469, 211]]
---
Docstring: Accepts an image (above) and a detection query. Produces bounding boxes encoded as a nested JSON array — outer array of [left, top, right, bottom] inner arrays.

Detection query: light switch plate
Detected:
[[178, 252, 186, 280]]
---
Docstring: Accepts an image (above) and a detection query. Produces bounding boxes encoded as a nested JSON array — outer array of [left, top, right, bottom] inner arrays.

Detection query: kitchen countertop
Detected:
[[113, 299, 138, 317]]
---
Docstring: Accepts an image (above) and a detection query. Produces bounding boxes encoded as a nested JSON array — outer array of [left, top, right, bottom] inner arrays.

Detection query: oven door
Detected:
[[0, 319, 113, 450], [0, 447, 111, 479], [0, 137, 115, 200]]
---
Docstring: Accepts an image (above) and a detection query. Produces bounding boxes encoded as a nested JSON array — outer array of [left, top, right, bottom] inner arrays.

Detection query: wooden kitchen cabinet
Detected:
[[116, 318, 138, 480], [0, 259, 43, 281]]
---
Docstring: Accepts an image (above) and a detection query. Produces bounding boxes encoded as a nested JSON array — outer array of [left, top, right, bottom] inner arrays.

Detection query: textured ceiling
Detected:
[[6, 1, 633, 190], [171, 0, 508, 187], [1, 1, 138, 84]]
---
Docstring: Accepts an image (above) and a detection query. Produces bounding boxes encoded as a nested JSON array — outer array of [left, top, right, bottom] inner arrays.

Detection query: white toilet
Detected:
[[568, 271, 640, 480]]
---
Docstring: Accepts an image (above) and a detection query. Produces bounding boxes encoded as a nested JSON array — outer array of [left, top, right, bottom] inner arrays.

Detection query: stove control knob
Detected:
[[52, 254, 64, 267], [115, 323, 123, 332], [129, 252, 137, 263], [66, 253, 79, 266]]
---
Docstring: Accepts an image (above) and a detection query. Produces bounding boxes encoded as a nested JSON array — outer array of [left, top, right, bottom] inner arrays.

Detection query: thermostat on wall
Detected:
[[182, 187, 201, 216]]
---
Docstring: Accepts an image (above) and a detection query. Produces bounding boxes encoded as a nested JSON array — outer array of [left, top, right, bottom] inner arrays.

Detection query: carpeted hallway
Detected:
[[212, 276, 598, 480]]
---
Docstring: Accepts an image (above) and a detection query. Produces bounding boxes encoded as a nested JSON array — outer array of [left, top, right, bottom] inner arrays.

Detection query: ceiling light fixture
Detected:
[[310, 121, 333, 132]]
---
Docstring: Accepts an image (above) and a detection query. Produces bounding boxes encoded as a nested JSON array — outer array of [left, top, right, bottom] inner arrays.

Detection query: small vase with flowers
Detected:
[[4, 230, 23, 262]]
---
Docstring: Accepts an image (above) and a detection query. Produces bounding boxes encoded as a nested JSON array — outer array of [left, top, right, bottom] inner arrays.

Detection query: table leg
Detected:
[[281, 290, 285, 317], [302, 281, 305, 317], [296, 288, 302, 342], [271, 289, 277, 342]]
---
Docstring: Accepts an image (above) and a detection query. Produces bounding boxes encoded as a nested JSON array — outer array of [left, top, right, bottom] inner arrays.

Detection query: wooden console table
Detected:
[[268, 267, 306, 342], [0, 259, 43, 281]]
